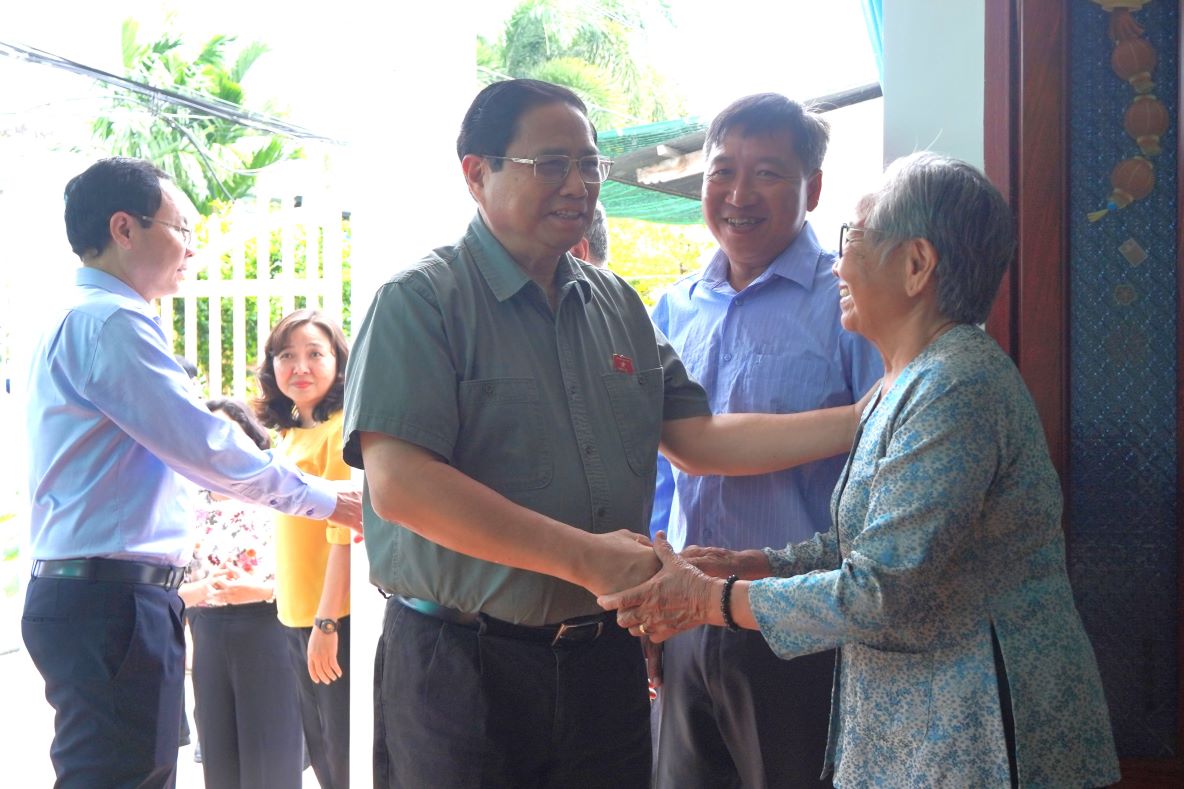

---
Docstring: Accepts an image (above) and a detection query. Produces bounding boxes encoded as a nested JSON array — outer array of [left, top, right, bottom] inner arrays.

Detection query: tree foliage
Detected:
[[90, 18, 301, 217], [88, 18, 328, 396], [478, 0, 684, 128]]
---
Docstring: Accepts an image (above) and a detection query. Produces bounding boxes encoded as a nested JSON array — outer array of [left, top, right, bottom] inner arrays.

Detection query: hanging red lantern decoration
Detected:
[[1110, 36, 1157, 92], [1088, 2, 1165, 223], [1088, 156, 1155, 221], [1123, 94, 1169, 154]]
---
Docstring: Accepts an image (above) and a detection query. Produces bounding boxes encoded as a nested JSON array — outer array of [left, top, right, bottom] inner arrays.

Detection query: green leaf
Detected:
[[231, 41, 269, 83], [120, 19, 143, 70]]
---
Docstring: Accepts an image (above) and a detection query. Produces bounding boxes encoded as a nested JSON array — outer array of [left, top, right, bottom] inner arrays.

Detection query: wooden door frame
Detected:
[[983, 0, 1184, 783]]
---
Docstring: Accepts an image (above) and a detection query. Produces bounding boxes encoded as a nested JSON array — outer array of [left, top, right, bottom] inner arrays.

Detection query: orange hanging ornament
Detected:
[[1088, 156, 1155, 221], [1111, 36, 1157, 92], [1123, 94, 1169, 154]]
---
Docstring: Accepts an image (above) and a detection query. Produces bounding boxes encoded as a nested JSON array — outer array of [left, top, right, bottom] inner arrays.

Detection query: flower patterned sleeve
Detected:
[[750, 369, 1009, 660], [763, 525, 840, 577]]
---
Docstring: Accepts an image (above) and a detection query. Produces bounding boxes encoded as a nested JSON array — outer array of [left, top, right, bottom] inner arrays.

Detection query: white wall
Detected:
[[882, 0, 985, 168], [332, 9, 477, 780]]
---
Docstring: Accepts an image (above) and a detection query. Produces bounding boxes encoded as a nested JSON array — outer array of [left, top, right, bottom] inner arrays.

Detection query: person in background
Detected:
[[601, 153, 1121, 788], [570, 199, 610, 267], [174, 352, 200, 756], [255, 309, 353, 789], [180, 398, 304, 789], [22, 157, 361, 788], [647, 92, 882, 788], [175, 354, 199, 382], [344, 78, 869, 789]]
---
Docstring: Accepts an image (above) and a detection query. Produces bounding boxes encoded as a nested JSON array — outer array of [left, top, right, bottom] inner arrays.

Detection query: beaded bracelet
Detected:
[[721, 573, 740, 632]]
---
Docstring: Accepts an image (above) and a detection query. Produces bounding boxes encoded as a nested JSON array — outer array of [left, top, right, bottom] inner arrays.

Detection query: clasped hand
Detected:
[[205, 567, 271, 606], [597, 532, 721, 643]]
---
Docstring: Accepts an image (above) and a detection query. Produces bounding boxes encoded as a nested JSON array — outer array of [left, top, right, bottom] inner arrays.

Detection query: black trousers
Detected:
[[189, 602, 304, 789], [373, 598, 652, 789], [22, 576, 185, 789], [286, 616, 350, 789], [652, 626, 834, 789]]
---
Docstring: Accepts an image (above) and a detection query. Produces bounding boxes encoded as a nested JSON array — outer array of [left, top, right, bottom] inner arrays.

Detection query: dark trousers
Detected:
[[653, 626, 835, 789], [21, 576, 185, 789], [373, 598, 652, 789], [286, 616, 350, 789], [189, 602, 304, 789]]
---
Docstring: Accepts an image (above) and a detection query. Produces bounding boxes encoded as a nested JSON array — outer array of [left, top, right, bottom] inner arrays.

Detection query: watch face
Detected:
[[316, 618, 338, 634]]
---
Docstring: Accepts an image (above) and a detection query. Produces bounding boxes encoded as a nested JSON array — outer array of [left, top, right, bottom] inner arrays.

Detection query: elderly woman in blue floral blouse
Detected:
[[602, 153, 1121, 787]]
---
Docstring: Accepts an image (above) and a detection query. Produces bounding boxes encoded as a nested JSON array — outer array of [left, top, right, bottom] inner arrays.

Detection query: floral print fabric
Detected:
[[185, 490, 276, 585], [750, 325, 1120, 787]]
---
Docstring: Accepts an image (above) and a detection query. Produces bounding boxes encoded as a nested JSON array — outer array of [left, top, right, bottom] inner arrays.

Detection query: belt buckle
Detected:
[[551, 619, 603, 647]]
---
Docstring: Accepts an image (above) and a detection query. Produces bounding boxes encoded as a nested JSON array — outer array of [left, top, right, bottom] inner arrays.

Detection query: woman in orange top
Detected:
[[256, 309, 352, 789]]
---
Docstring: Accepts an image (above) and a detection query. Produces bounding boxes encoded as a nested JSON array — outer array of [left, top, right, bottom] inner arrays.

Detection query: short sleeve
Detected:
[[343, 275, 460, 468], [655, 325, 710, 422]]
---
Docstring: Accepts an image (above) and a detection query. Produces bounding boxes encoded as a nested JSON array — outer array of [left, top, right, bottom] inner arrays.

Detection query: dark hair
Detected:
[[254, 309, 349, 430], [175, 354, 199, 380], [584, 201, 610, 265], [866, 152, 1016, 325], [457, 79, 596, 169], [704, 93, 830, 174], [64, 158, 169, 258], [207, 397, 272, 450]]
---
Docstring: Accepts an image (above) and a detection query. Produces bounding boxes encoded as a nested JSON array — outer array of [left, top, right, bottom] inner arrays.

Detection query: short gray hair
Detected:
[[585, 201, 609, 266], [866, 153, 1015, 324]]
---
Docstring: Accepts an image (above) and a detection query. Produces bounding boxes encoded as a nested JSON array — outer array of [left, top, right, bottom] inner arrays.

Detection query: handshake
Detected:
[[587, 530, 773, 645]]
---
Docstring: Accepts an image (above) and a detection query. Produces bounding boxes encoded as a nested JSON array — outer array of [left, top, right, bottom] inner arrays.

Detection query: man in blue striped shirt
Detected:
[[22, 157, 361, 787], [649, 94, 882, 788]]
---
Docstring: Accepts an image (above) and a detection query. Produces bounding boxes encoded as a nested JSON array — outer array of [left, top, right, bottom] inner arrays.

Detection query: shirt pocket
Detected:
[[457, 377, 553, 493], [601, 367, 664, 477], [743, 351, 837, 412]]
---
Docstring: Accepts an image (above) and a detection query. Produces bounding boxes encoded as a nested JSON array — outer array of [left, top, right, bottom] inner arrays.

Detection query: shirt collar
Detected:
[[76, 266, 151, 307], [464, 213, 592, 304], [696, 220, 824, 294]]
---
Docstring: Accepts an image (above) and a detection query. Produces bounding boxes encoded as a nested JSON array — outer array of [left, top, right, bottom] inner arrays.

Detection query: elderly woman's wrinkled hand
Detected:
[[678, 545, 739, 578], [597, 532, 720, 643], [680, 545, 772, 580]]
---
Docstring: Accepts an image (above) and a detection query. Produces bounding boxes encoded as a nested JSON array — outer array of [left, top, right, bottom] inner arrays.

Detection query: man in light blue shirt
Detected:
[[649, 95, 882, 788], [22, 157, 361, 788]]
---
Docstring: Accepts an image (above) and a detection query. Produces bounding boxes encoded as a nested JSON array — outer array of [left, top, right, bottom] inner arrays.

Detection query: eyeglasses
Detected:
[[838, 223, 882, 256], [484, 154, 614, 184], [138, 215, 194, 248]]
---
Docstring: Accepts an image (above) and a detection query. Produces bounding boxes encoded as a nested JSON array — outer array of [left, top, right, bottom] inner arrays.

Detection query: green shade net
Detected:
[[598, 118, 707, 225]]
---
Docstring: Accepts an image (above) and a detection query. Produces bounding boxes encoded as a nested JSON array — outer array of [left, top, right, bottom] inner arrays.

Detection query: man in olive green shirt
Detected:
[[343, 79, 864, 788]]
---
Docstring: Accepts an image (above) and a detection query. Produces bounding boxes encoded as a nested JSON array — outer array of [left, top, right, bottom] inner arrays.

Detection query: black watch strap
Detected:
[[314, 617, 338, 634]]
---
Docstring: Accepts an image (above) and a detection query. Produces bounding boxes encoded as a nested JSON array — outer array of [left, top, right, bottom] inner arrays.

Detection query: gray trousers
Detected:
[[652, 625, 835, 788]]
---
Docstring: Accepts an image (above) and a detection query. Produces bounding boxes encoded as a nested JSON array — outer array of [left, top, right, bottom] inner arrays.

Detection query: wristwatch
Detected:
[[314, 617, 338, 635]]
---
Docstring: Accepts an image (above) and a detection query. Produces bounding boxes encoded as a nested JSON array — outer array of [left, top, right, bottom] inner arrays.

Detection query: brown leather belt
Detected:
[[32, 558, 186, 590]]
